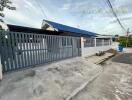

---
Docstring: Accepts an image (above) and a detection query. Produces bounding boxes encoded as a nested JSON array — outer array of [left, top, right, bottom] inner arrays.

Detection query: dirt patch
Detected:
[[10, 70, 36, 82], [24, 70, 36, 77]]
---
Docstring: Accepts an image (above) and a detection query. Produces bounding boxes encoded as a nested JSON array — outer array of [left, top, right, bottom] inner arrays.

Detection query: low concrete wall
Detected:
[[82, 46, 112, 57], [81, 36, 114, 57]]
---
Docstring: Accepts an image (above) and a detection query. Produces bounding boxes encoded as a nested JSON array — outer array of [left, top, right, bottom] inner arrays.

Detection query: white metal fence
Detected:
[[0, 31, 81, 72]]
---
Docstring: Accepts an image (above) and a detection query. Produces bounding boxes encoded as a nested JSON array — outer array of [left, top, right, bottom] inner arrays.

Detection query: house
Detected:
[[41, 20, 96, 37], [7, 24, 62, 35], [0, 20, 113, 75], [81, 34, 113, 57], [41, 20, 113, 56], [7, 21, 113, 57], [7, 22, 98, 57]]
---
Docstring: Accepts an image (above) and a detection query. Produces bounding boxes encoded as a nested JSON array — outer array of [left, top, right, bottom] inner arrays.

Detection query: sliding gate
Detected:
[[0, 31, 81, 72]]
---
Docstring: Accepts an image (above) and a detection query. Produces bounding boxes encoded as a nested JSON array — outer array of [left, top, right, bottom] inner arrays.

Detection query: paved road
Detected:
[[72, 61, 132, 100], [112, 53, 132, 64]]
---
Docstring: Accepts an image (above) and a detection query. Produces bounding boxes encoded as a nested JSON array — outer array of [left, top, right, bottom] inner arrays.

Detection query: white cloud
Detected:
[[4, 9, 41, 28], [114, 0, 132, 7], [3, 0, 132, 35], [61, 4, 71, 10]]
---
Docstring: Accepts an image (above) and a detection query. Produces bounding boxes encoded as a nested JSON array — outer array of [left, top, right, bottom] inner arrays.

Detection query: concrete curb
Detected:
[[95, 54, 115, 64], [65, 70, 102, 100]]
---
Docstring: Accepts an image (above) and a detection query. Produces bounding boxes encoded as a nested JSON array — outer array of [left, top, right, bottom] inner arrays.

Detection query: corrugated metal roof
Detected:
[[44, 20, 97, 36]]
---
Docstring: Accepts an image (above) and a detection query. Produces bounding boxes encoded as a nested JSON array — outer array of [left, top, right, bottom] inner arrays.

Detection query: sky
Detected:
[[3, 0, 132, 35]]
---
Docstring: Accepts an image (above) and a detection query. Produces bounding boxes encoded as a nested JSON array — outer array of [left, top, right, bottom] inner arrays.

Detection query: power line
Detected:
[[102, 0, 118, 21], [102, 0, 123, 34], [34, 0, 48, 20], [106, 0, 126, 32], [107, 0, 126, 31]]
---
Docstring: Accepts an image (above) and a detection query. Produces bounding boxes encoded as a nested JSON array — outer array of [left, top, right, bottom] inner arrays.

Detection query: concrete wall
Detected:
[[82, 46, 112, 57], [81, 37, 113, 57], [112, 42, 119, 50]]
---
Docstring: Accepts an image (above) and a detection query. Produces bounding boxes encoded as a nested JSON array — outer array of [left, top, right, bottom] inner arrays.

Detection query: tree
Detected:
[[0, 0, 16, 22]]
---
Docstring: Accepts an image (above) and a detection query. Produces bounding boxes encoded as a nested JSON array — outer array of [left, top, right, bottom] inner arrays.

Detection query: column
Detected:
[[0, 55, 2, 81], [94, 38, 96, 47], [80, 37, 84, 56], [102, 39, 104, 46]]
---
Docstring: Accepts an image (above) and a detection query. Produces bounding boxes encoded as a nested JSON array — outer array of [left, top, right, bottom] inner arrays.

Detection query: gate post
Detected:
[[94, 38, 96, 47], [80, 37, 84, 56], [0, 55, 2, 81], [0, 31, 3, 81]]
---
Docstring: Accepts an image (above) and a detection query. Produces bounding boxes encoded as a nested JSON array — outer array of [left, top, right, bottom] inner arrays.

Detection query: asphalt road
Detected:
[[112, 53, 132, 64]]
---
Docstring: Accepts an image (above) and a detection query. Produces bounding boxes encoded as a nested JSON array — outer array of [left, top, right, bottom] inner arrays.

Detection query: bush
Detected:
[[118, 37, 127, 47], [118, 36, 132, 47]]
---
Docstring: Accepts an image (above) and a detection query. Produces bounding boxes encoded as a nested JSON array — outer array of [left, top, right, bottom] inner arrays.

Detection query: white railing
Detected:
[[84, 38, 95, 47], [84, 38, 112, 48], [82, 37, 113, 57]]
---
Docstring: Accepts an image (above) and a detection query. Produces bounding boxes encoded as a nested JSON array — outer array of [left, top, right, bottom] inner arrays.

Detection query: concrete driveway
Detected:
[[72, 49, 132, 100], [72, 61, 132, 100]]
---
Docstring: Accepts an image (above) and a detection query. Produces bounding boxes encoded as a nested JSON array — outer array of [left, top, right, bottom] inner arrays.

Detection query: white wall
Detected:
[[112, 42, 119, 50], [81, 37, 113, 57], [82, 46, 112, 57]]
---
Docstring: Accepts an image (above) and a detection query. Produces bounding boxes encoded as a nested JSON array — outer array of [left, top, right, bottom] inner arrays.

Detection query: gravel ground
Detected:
[[72, 60, 132, 100]]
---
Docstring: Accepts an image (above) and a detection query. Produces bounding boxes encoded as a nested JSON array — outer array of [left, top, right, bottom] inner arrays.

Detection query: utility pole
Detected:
[[126, 28, 130, 47]]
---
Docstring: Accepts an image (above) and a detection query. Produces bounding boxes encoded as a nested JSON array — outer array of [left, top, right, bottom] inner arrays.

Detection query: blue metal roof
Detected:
[[44, 20, 96, 36]]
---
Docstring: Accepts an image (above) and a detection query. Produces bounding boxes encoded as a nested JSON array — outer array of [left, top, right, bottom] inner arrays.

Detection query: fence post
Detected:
[[109, 39, 111, 46], [94, 38, 96, 47], [0, 31, 2, 81], [102, 39, 104, 46], [0, 55, 2, 81], [80, 37, 84, 56], [111, 38, 113, 46]]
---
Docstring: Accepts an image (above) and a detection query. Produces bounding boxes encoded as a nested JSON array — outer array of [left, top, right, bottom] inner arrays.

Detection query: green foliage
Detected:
[[118, 37, 126, 46], [118, 36, 132, 47], [128, 37, 132, 46], [0, 0, 16, 21]]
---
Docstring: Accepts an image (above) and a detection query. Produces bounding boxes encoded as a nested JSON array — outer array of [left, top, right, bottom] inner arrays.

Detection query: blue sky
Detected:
[[4, 0, 132, 35]]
